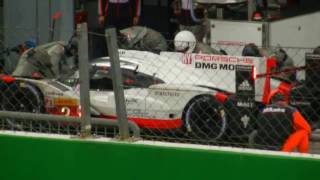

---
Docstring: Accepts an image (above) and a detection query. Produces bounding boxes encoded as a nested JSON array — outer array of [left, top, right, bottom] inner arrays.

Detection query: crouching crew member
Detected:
[[118, 26, 168, 53], [255, 93, 311, 153]]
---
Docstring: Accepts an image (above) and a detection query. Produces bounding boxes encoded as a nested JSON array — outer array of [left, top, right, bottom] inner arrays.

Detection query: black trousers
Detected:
[[104, 3, 132, 31]]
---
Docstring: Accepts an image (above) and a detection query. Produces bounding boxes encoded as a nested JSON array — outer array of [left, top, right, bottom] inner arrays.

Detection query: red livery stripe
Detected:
[[100, 115, 183, 129]]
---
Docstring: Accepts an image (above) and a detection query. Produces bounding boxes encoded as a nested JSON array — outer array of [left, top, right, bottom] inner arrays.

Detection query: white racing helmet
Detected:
[[174, 30, 196, 53]]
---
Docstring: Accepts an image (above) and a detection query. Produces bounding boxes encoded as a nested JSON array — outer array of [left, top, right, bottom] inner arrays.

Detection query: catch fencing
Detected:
[[0, 24, 140, 139], [1, 24, 320, 154]]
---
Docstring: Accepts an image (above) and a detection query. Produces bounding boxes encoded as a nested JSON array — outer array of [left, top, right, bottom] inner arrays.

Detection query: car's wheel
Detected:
[[1, 81, 44, 113], [184, 96, 226, 141], [1, 81, 45, 130], [222, 97, 259, 145]]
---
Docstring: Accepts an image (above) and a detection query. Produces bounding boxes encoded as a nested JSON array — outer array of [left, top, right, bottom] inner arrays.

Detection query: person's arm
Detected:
[[98, 0, 106, 25], [172, 0, 181, 15], [133, 0, 141, 25]]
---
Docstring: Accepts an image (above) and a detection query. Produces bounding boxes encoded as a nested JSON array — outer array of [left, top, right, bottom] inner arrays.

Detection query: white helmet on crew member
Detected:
[[174, 30, 196, 53]]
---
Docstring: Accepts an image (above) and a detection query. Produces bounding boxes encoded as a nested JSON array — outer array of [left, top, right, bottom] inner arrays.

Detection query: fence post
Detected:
[[105, 28, 129, 140], [262, 22, 270, 48], [248, 0, 256, 21], [78, 22, 92, 137]]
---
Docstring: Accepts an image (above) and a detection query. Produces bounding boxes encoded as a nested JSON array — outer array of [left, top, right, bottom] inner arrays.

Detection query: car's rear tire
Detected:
[[0, 81, 45, 130], [1, 81, 44, 113], [183, 96, 226, 142]]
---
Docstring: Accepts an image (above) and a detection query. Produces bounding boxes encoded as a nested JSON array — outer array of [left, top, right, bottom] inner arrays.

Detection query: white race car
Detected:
[[0, 48, 290, 141]]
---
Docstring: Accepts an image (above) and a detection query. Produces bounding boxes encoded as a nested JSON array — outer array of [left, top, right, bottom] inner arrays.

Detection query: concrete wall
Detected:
[[0, 133, 319, 180]]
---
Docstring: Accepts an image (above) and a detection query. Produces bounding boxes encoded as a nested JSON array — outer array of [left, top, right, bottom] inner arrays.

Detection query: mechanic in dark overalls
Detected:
[[255, 93, 311, 153], [118, 26, 168, 53], [98, 0, 141, 30], [92, 0, 140, 58], [242, 43, 295, 81], [314, 46, 320, 55], [173, 0, 207, 42]]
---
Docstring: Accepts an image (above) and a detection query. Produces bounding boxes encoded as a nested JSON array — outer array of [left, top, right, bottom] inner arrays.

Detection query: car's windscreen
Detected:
[[89, 66, 164, 90]]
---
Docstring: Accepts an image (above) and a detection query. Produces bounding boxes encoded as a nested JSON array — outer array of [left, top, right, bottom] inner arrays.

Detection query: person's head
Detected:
[[242, 43, 261, 57], [174, 30, 196, 53], [313, 46, 320, 55], [274, 48, 288, 66]]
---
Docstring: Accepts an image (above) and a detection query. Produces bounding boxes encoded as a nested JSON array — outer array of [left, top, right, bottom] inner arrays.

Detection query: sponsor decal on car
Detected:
[[125, 98, 138, 105], [240, 115, 250, 129], [194, 54, 253, 64], [154, 91, 180, 97], [182, 53, 193, 64], [54, 98, 78, 106], [127, 109, 156, 119], [237, 101, 254, 108], [195, 62, 235, 70], [182, 54, 254, 69], [238, 80, 253, 91], [262, 107, 286, 113], [119, 49, 126, 55], [45, 97, 55, 108]]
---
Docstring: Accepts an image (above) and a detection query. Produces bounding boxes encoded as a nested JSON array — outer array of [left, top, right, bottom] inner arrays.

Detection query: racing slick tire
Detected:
[[183, 95, 226, 142], [222, 97, 259, 146], [1, 81, 44, 113], [0, 81, 45, 130]]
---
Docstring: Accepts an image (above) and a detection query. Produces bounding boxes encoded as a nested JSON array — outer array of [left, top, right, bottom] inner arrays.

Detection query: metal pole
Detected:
[[105, 28, 129, 140], [35, 0, 39, 44], [262, 22, 269, 48], [48, 0, 52, 41], [248, 0, 256, 21], [78, 23, 92, 137], [0, 111, 140, 138]]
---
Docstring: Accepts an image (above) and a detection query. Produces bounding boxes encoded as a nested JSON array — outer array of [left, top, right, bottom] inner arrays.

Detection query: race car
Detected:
[[0, 45, 297, 142], [2, 37, 320, 145]]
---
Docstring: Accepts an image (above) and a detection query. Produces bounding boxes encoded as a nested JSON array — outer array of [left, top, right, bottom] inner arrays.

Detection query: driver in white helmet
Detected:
[[174, 30, 221, 54]]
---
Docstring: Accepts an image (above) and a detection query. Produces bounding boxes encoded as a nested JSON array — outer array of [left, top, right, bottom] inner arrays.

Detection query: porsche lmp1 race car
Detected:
[[0, 42, 319, 143]]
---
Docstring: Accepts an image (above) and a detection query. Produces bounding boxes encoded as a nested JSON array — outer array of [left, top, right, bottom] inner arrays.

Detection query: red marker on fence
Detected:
[[50, 11, 62, 42]]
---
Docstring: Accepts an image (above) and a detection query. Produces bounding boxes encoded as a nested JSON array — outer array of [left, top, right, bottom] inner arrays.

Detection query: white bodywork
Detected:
[[87, 50, 273, 119], [90, 84, 214, 120], [119, 50, 268, 100], [13, 50, 279, 124]]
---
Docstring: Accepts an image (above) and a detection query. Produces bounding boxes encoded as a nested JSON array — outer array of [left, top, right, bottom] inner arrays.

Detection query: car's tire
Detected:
[[222, 97, 259, 145], [183, 95, 226, 141], [1, 81, 44, 113], [0, 81, 45, 130]]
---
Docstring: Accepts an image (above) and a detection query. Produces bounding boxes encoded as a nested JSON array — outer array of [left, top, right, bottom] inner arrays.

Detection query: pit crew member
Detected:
[[118, 26, 168, 54], [174, 30, 221, 54], [254, 93, 311, 153]]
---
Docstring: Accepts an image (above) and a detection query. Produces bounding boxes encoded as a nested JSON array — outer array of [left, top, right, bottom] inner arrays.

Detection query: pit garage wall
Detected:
[[3, 0, 74, 72], [269, 11, 320, 80], [0, 134, 319, 180], [269, 11, 320, 48]]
